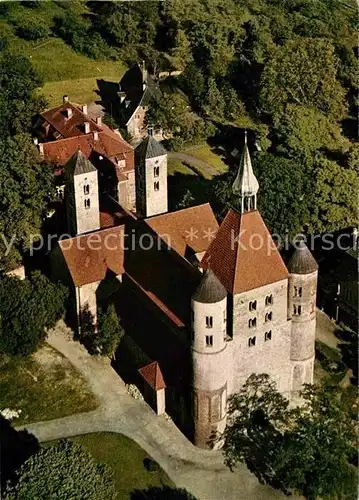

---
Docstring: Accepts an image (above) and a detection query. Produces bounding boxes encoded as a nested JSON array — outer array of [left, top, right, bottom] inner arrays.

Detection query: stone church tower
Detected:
[[135, 132, 168, 217], [287, 239, 318, 394], [65, 150, 100, 236], [191, 270, 229, 448]]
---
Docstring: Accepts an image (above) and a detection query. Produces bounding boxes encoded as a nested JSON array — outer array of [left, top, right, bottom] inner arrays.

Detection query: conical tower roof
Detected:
[[66, 150, 97, 176], [287, 239, 318, 275], [192, 269, 227, 303], [232, 132, 259, 196]]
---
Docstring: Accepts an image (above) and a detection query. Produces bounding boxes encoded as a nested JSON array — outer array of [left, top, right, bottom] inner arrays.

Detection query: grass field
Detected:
[[184, 144, 228, 174], [0, 344, 98, 425], [0, 1, 126, 107], [46, 433, 174, 498], [168, 157, 197, 177]]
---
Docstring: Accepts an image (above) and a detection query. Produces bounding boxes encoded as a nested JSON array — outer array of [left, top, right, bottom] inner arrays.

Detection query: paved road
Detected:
[[18, 321, 288, 500]]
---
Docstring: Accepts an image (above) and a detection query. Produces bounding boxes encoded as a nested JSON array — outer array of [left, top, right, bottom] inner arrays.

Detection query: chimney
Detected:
[[82, 104, 88, 115], [93, 131, 99, 141], [38, 143, 44, 156], [96, 116, 102, 126], [84, 121, 90, 134], [33, 137, 38, 146], [65, 108, 72, 119], [63, 94, 69, 103]]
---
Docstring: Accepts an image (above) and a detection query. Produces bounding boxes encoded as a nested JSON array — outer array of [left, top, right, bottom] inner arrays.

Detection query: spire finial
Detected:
[[232, 129, 259, 213]]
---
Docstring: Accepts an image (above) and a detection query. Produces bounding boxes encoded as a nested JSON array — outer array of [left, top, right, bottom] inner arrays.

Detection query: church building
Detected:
[[50, 119, 318, 448]]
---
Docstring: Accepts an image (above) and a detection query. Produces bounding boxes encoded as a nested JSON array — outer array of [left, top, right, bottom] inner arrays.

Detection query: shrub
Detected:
[[16, 22, 49, 41]]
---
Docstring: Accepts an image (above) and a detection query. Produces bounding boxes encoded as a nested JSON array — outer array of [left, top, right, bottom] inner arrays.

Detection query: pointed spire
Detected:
[[232, 130, 259, 213]]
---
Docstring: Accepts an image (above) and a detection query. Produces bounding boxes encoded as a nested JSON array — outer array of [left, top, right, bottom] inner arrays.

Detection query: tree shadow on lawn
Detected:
[[0, 415, 39, 489], [334, 326, 358, 385]]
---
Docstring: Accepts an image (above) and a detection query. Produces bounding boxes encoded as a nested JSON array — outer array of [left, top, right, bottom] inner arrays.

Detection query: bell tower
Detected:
[[65, 150, 100, 236], [232, 130, 259, 213], [135, 131, 168, 218]]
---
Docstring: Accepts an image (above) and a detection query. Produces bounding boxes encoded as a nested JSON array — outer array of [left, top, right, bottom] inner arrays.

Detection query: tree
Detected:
[[0, 133, 55, 271], [0, 272, 67, 357], [130, 486, 197, 499], [311, 155, 358, 233], [260, 38, 346, 121], [273, 104, 346, 154], [4, 439, 118, 499], [213, 152, 314, 240], [96, 304, 124, 358], [222, 374, 357, 499], [0, 51, 45, 137]]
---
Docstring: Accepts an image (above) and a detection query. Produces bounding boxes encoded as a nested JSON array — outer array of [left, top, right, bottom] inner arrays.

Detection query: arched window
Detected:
[[293, 305, 302, 315], [265, 294, 273, 306], [84, 198, 91, 209], [154, 166, 160, 177], [154, 181, 160, 191], [248, 336, 256, 347], [294, 286, 302, 298], [265, 312, 273, 322], [248, 318, 257, 328], [264, 330, 272, 341], [205, 335, 213, 347], [206, 316, 213, 328], [83, 184, 90, 195], [249, 300, 257, 311]]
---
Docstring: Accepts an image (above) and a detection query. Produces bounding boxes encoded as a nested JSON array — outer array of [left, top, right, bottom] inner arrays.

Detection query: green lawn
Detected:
[[168, 157, 197, 177], [183, 144, 228, 174], [1, 6, 125, 107], [0, 344, 98, 425], [46, 433, 175, 498]]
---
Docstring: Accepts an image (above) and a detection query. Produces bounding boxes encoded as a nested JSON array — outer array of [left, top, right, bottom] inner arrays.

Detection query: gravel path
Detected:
[[17, 321, 290, 500]]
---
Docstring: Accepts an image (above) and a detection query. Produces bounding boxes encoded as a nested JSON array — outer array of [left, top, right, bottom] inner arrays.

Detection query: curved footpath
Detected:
[[18, 321, 291, 500]]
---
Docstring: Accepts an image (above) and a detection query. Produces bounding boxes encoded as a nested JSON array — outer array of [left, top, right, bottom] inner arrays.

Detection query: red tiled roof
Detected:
[[138, 361, 166, 390], [145, 203, 219, 257], [41, 102, 102, 138], [42, 132, 133, 169], [201, 209, 289, 294], [59, 225, 125, 287]]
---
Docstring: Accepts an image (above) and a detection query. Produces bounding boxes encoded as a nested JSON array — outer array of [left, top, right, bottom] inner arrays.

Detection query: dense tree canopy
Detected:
[[222, 374, 357, 500], [0, 272, 67, 356], [0, 134, 55, 271], [0, 51, 45, 137], [4, 439, 118, 499]]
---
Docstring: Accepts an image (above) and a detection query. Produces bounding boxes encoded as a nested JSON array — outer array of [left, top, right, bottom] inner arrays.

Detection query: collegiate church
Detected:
[[35, 99, 318, 449]]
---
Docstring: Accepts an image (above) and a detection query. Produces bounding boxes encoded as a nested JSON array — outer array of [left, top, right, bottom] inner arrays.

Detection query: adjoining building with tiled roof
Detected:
[[33, 96, 136, 212], [51, 131, 318, 449]]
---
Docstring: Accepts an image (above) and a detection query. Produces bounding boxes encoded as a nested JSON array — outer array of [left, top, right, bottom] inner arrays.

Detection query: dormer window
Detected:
[[265, 295, 273, 306], [249, 300, 257, 311], [248, 318, 257, 329]]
